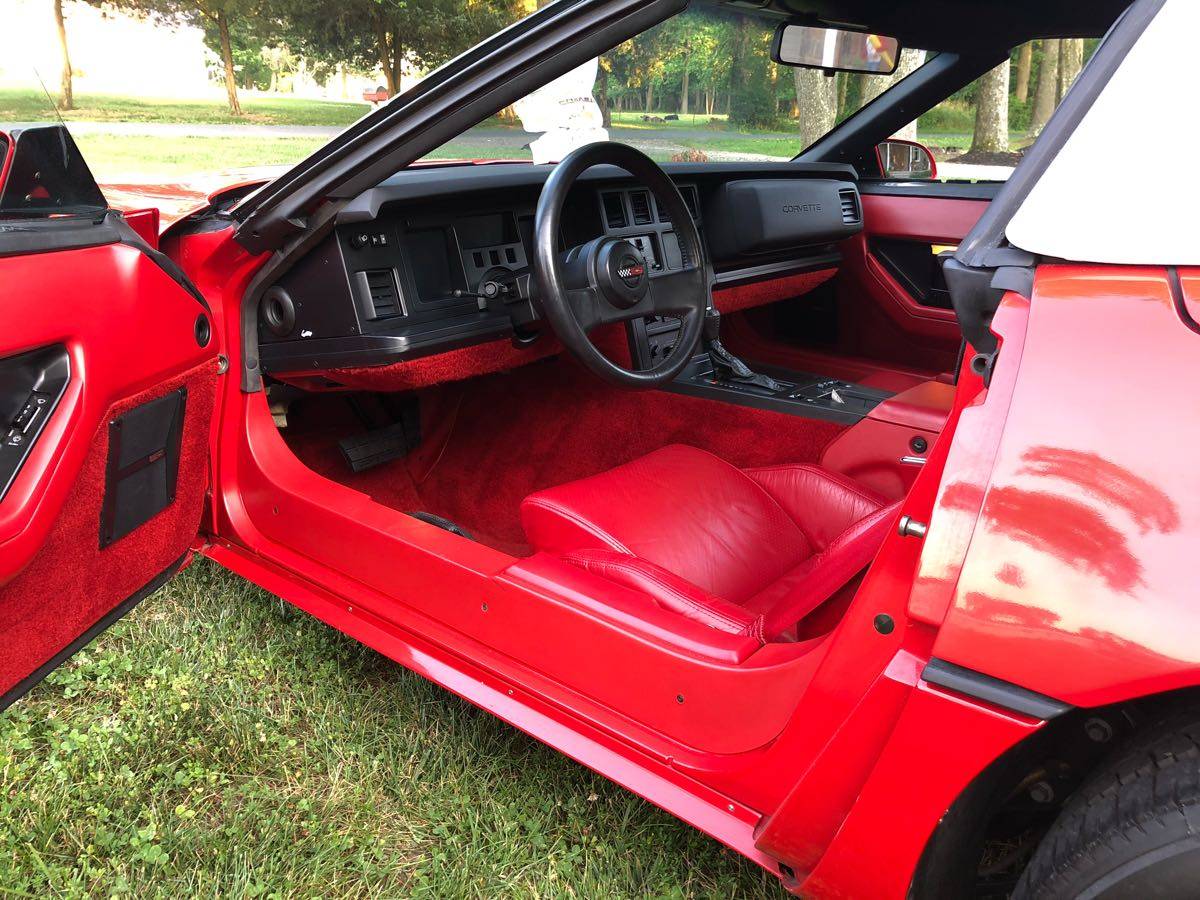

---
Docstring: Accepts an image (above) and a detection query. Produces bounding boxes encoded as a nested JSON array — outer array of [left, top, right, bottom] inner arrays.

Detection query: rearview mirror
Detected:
[[876, 139, 937, 180], [771, 24, 901, 74]]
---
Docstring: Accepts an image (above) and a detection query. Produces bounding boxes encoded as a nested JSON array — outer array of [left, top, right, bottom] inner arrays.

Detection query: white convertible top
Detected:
[[1006, 0, 1199, 266]]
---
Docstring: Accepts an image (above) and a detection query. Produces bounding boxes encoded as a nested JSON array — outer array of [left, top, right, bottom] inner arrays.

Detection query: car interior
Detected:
[[253, 146, 979, 676], [199, 0, 1127, 761]]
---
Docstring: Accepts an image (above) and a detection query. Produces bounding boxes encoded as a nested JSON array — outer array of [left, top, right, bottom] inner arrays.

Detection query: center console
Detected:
[[628, 314, 892, 425]]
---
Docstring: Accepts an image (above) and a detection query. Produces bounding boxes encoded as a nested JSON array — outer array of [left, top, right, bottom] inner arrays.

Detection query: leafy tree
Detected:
[[93, 0, 271, 115], [275, 0, 522, 97], [727, 13, 774, 129]]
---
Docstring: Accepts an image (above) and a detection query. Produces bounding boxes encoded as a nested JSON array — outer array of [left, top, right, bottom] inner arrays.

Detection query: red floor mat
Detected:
[[281, 355, 848, 555]]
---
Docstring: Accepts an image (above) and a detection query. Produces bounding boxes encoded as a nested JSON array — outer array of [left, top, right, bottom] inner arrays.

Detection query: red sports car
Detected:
[[1, 0, 1195, 895]]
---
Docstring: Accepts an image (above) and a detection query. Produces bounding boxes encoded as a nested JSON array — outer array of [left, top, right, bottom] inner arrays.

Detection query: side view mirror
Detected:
[[876, 139, 937, 180]]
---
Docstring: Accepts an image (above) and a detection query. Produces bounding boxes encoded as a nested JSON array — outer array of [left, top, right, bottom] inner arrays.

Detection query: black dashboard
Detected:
[[257, 161, 863, 376]]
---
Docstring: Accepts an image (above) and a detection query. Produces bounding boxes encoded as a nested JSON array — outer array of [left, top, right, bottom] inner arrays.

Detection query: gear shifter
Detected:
[[703, 310, 786, 392]]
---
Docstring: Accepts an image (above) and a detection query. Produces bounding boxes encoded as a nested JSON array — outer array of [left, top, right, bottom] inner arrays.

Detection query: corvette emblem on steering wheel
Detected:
[[617, 257, 646, 286]]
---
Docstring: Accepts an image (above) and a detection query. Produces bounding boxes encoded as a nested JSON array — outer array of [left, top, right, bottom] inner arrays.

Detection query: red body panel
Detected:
[[921, 266, 1200, 707]]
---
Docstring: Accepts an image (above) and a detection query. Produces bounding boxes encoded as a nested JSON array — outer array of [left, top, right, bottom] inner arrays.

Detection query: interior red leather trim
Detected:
[[522, 444, 811, 604], [301, 325, 630, 391], [524, 444, 893, 644], [743, 464, 887, 551], [717, 313, 941, 391], [859, 193, 988, 242], [868, 380, 956, 433], [713, 268, 837, 315], [561, 548, 758, 637], [753, 501, 901, 640]]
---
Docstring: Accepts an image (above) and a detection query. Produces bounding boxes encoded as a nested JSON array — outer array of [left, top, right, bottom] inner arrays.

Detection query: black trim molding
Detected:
[[922, 657, 1072, 721]]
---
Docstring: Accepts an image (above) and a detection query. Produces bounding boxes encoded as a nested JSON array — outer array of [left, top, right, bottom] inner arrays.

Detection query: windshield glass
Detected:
[[423, 8, 933, 165]]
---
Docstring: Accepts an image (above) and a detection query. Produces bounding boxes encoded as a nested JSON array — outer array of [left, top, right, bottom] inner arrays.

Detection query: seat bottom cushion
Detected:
[[521, 445, 897, 643]]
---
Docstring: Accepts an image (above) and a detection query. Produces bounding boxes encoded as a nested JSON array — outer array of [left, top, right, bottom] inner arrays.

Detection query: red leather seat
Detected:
[[521, 445, 899, 645]]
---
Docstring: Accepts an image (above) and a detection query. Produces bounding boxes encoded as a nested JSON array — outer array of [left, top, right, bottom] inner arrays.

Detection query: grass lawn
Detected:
[[0, 87, 371, 127], [0, 558, 780, 898], [74, 134, 328, 180]]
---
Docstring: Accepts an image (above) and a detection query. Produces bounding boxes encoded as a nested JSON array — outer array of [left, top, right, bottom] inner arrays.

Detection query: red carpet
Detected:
[[281, 355, 847, 554]]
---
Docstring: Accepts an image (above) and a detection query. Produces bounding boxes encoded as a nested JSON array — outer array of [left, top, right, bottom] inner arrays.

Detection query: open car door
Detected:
[[0, 126, 218, 711]]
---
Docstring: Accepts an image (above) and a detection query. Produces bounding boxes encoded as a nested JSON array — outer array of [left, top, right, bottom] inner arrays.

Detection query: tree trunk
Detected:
[[597, 63, 610, 128], [645, 81, 654, 114], [216, 10, 242, 116], [970, 58, 1010, 153], [372, 12, 399, 95], [1058, 38, 1084, 103], [1029, 38, 1059, 136], [54, 0, 73, 111], [680, 66, 689, 115], [836, 72, 849, 120], [794, 68, 837, 151], [1015, 42, 1033, 103], [858, 48, 925, 108]]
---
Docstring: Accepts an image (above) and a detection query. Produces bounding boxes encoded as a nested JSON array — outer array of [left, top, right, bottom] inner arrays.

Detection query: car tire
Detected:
[[1014, 708, 1200, 899]]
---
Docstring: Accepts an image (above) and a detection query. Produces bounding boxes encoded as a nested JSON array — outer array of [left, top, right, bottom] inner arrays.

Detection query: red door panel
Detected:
[[0, 148, 218, 711], [0, 239, 217, 707], [835, 191, 991, 374]]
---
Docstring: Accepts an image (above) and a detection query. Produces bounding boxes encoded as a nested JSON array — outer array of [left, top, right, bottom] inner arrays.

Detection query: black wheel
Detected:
[[1015, 708, 1200, 899]]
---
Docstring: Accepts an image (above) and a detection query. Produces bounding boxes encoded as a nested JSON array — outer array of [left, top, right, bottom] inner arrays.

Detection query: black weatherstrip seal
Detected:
[[1167, 266, 1200, 336], [0, 550, 189, 715], [922, 658, 1072, 721]]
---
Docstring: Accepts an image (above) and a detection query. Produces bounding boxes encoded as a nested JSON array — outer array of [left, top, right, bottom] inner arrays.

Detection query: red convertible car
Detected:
[[1, 0, 1195, 895]]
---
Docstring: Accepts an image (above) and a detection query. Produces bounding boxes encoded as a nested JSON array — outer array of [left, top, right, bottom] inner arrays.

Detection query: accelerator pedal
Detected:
[[338, 394, 420, 472], [338, 422, 415, 472]]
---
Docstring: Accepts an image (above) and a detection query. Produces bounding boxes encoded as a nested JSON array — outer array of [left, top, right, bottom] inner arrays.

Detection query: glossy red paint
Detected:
[[921, 266, 1200, 707], [0, 130, 15, 194]]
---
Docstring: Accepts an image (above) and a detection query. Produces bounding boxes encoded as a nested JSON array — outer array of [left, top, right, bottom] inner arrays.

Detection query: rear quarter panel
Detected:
[[925, 265, 1200, 707]]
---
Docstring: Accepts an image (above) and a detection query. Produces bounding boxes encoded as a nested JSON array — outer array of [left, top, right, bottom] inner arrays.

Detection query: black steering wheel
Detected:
[[533, 142, 708, 389]]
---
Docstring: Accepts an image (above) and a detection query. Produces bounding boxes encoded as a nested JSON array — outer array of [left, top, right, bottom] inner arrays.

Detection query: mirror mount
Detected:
[[771, 22, 902, 75]]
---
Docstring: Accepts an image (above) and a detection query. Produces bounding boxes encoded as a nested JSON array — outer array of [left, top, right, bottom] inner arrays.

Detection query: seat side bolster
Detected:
[[756, 501, 901, 641], [520, 496, 633, 555], [745, 464, 887, 551], [561, 549, 762, 640]]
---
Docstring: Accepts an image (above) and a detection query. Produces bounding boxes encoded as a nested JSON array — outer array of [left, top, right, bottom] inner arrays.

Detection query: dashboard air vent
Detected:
[[659, 185, 700, 224], [838, 188, 861, 225], [629, 190, 653, 225], [601, 192, 627, 229], [362, 268, 402, 319]]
